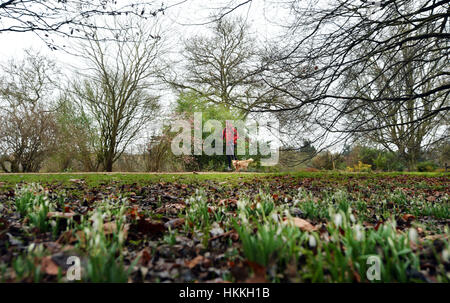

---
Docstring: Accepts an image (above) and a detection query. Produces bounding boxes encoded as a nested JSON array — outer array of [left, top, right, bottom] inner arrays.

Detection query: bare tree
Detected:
[[267, 0, 448, 122], [166, 16, 273, 111], [54, 95, 100, 171], [344, 20, 448, 169], [71, 19, 162, 172], [205, 1, 449, 160], [0, 50, 59, 172]]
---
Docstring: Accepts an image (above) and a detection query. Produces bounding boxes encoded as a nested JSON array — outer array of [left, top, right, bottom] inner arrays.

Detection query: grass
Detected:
[[1, 171, 448, 187]]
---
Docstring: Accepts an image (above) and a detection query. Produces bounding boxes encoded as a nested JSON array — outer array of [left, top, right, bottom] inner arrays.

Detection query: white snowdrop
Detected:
[[118, 230, 125, 244], [237, 200, 246, 210], [334, 213, 343, 227], [308, 235, 317, 247], [271, 213, 279, 222], [353, 224, 363, 241], [442, 249, 449, 262], [27, 243, 36, 253], [408, 228, 418, 243], [276, 227, 283, 237]]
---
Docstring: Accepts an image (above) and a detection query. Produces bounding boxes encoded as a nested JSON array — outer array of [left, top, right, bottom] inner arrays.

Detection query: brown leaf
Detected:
[[289, 217, 316, 232], [155, 203, 185, 214], [41, 256, 59, 275], [138, 248, 152, 266], [374, 221, 383, 231], [75, 230, 86, 246], [401, 214, 416, 222], [56, 230, 78, 245], [426, 196, 436, 202], [135, 219, 166, 235], [244, 260, 267, 283], [104, 221, 129, 240], [230, 261, 249, 282], [185, 255, 205, 269], [218, 198, 238, 207], [128, 206, 142, 219]]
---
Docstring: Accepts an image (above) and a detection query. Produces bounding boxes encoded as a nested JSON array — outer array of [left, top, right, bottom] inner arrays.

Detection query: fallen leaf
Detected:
[[104, 221, 129, 240], [401, 214, 416, 222], [244, 260, 267, 283], [230, 261, 249, 282], [288, 217, 316, 232], [41, 256, 60, 275], [155, 203, 185, 214], [135, 219, 166, 235], [185, 255, 205, 269], [138, 248, 152, 266], [374, 221, 383, 231], [426, 196, 436, 202], [56, 230, 79, 245]]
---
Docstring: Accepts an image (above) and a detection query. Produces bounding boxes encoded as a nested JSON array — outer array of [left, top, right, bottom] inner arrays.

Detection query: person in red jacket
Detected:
[[223, 121, 238, 171]]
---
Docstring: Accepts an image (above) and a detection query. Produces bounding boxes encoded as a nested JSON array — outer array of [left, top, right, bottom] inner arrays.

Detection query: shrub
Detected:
[[346, 161, 372, 172], [416, 161, 438, 172]]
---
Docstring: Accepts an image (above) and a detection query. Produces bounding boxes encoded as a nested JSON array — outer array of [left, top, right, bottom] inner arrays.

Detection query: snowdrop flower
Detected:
[[28, 243, 36, 253], [94, 234, 101, 247], [442, 249, 449, 262], [350, 214, 356, 223], [83, 227, 91, 238], [276, 227, 283, 237], [334, 213, 343, 227], [118, 231, 125, 244], [408, 228, 418, 243], [239, 213, 249, 225], [256, 202, 262, 210], [271, 213, 279, 222], [353, 224, 363, 241], [308, 235, 317, 248]]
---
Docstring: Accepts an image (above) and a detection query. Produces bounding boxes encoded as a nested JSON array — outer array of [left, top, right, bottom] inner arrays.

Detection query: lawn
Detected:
[[0, 172, 448, 282]]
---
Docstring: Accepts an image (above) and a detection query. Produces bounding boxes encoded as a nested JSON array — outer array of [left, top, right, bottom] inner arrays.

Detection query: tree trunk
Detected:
[[105, 157, 113, 172]]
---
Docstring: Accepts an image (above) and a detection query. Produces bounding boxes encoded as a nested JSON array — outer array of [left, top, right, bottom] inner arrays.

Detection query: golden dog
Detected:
[[232, 158, 254, 172]]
